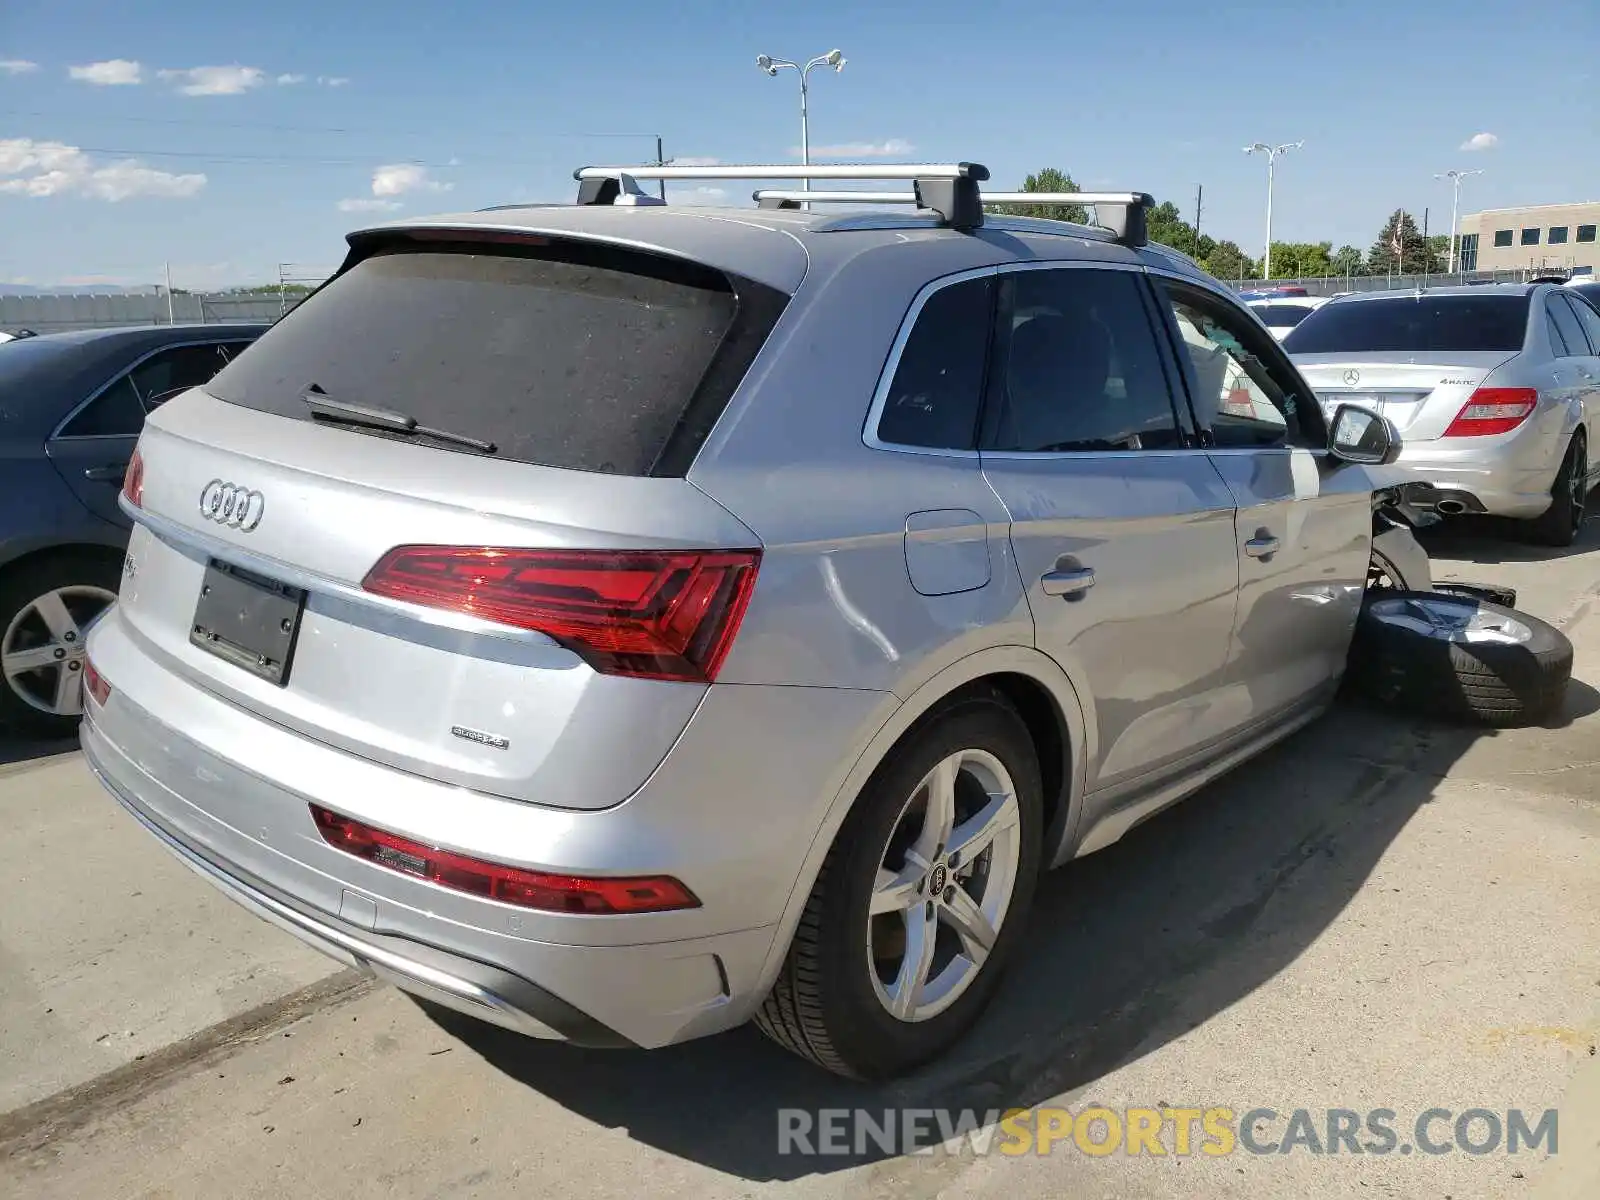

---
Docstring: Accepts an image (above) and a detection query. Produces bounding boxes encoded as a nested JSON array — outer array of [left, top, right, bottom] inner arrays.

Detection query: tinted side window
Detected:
[[875, 276, 993, 450], [1567, 293, 1600, 353], [1547, 296, 1588, 357], [129, 343, 236, 408], [983, 268, 1182, 453], [1158, 281, 1321, 450], [58, 377, 145, 438]]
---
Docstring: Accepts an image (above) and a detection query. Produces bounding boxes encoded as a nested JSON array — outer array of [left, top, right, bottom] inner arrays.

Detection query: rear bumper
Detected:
[[88, 750, 625, 1045], [1383, 429, 1566, 520]]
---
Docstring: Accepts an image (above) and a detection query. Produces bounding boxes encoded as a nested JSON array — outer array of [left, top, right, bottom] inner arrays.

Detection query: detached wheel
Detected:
[[755, 688, 1043, 1080], [1347, 590, 1572, 727], [0, 552, 121, 738], [1523, 431, 1587, 547]]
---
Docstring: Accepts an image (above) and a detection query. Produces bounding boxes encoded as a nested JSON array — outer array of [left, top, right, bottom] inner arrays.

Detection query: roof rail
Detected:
[[749, 188, 1155, 247], [574, 162, 992, 230]]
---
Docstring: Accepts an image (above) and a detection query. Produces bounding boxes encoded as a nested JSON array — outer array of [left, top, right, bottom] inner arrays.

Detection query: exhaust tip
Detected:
[[1436, 500, 1468, 516]]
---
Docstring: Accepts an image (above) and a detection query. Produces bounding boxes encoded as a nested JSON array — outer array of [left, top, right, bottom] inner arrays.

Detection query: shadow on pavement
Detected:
[[0, 736, 79, 768], [426, 675, 1581, 1180], [1416, 509, 1600, 566]]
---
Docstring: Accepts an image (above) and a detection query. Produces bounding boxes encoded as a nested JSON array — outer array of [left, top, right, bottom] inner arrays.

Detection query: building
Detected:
[[1456, 201, 1600, 275]]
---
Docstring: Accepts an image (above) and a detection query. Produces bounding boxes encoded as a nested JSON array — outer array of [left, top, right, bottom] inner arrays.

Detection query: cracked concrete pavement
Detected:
[[2, 521, 1599, 1199]]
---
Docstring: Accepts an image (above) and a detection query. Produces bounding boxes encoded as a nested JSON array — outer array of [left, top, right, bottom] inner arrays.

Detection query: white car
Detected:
[[1248, 296, 1328, 341]]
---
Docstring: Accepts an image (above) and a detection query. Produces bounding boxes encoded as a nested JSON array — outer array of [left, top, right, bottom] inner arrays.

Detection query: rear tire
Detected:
[[0, 551, 121, 739], [754, 688, 1044, 1080], [1522, 431, 1587, 547], [1346, 590, 1572, 727]]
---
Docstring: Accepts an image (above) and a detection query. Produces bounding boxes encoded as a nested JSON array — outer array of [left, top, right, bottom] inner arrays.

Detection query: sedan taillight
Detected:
[[121, 449, 144, 508], [1443, 388, 1538, 437]]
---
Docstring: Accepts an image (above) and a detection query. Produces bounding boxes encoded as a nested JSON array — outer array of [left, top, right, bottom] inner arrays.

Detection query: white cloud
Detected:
[[371, 163, 451, 196], [1, 59, 39, 75], [318, 75, 351, 87], [684, 186, 727, 201], [158, 65, 265, 96], [1461, 132, 1499, 152], [0, 137, 205, 201], [337, 197, 402, 212], [798, 139, 915, 158], [670, 156, 721, 167], [68, 59, 143, 86], [276, 73, 306, 85]]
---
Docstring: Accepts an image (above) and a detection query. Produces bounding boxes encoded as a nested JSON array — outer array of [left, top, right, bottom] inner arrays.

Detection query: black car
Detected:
[[0, 323, 266, 735]]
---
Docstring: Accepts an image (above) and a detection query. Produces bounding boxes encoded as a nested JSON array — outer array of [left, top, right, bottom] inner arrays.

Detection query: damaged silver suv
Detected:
[[83, 160, 1441, 1080]]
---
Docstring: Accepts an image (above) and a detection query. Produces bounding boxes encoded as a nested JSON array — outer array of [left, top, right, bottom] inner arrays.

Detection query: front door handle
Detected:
[[1244, 535, 1281, 559], [83, 463, 129, 482], [1041, 567, 1096, 597]]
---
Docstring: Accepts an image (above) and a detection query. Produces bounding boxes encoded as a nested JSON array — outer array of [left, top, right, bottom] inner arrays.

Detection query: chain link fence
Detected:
[[0, 291, 307, 334]]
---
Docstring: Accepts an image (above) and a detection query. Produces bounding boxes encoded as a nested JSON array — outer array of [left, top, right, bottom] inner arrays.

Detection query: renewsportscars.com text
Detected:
[[777, 1106, 1559, 1158]]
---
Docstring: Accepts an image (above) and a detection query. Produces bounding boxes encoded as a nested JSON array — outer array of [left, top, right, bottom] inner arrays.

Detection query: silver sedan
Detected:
[[1286, 283, 1600, 545]]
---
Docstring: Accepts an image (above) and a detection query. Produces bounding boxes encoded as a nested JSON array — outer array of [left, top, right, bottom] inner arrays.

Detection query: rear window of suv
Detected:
[[1283, 294, 1530, 354], [205, 239, 780, 475]]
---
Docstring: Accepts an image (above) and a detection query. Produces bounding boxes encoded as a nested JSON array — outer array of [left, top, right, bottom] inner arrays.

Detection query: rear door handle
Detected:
[[1041, 567, 1096, 597], [83, 463, 129, 482], [1244, 535, 1280, 559]]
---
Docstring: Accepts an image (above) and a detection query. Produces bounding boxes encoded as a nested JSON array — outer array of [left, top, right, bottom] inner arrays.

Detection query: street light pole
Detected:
[[1243, 140, 1303, 280], [1435, 169, 1484, 274], [756, 49, 846, 207]]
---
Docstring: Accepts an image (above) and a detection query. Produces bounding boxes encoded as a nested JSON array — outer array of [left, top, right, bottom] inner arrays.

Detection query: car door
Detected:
[[1550, 292, 1600, 427], [976, 262, 1243, 796], [45, 340, 242, 528], [1150, 273, 1373, 723]]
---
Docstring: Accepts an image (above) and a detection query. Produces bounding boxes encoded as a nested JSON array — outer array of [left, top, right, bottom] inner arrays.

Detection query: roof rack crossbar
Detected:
[[749, 188, 1156, 247], [575, 162, 990, 183]]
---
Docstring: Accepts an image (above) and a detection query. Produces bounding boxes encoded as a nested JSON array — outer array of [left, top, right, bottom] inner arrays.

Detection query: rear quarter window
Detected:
[[1284, 295, 1530, 354], [205, 241, 783, 476]]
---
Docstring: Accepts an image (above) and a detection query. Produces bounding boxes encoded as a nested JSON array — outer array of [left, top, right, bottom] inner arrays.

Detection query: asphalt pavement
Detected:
[[2, 521, 1598, 1200]]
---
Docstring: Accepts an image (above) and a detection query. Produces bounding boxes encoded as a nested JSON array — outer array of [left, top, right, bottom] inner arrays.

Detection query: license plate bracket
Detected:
[[190, 559, 305, 687]]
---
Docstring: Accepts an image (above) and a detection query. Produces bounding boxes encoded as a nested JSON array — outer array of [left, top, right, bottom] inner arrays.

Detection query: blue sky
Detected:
[[2, 0, 1596, 289]]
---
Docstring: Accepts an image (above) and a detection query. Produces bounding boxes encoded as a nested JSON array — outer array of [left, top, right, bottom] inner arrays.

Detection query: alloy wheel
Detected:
[[1569, 439, 1588, 534], [867, 748, 1023, 1023], [1, 585, 116, 717]]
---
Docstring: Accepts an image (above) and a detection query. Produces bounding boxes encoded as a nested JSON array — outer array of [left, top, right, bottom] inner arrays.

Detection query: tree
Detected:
[[1203, 240, 1259, 281], [1267, 241, 1334, 278], [1330, 245, 1364, 277], [987, 167, 1087, 224], [1145, 200, 1215, 261], [1368, 209, 1443, 276]]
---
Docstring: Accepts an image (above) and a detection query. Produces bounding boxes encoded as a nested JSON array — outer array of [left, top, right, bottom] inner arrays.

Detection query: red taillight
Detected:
[[1443, 388, 1538, 437], [83, 659, 111, 707], [360, 546, 760, 683], [309, 805, 700, 914], [121, 449, 144, 508]]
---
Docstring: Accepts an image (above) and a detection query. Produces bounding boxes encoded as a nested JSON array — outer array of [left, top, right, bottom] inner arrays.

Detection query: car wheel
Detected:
[[1523, 431, 1587, 547], [754, 687, 1043, 1080], [0, 553, 121, 738], [1346, 590, 1572, 727]]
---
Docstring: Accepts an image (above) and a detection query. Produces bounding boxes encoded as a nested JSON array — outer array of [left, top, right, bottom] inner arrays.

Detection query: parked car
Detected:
[[81, 163, 1467, 1082], [1565, 278, 1600, 311], [1284, 284, 1600, 545], [1247, 295, 1328, 341], [1, 323, 266, 735]]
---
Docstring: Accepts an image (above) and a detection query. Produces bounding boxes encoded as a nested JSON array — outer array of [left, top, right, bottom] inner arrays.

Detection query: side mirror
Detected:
[[1328, 403, 1400, 466]]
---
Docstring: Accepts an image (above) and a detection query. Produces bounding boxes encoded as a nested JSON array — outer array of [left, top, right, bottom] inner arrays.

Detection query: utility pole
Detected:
[[655, 135, 666, 201], [1244, 140, 1304, 280], [1192, 185, 1203, 259], [164, 261, 175, 324]]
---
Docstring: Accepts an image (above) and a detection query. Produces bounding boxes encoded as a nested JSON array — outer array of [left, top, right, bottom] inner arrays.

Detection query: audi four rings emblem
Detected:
[[199, 479, 266, 532], [1343, 369, 1361, 386]]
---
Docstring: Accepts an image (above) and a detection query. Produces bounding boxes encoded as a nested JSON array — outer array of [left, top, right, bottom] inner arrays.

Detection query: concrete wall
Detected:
[[0, 292, 302, 334]]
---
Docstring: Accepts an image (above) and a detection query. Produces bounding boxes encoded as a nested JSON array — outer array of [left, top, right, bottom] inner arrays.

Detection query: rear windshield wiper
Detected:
[[302, 385, 497, 455]]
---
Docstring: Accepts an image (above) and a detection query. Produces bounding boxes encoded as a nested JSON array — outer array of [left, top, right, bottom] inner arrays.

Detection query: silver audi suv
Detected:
[[81, 161, 1413, 1080]]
